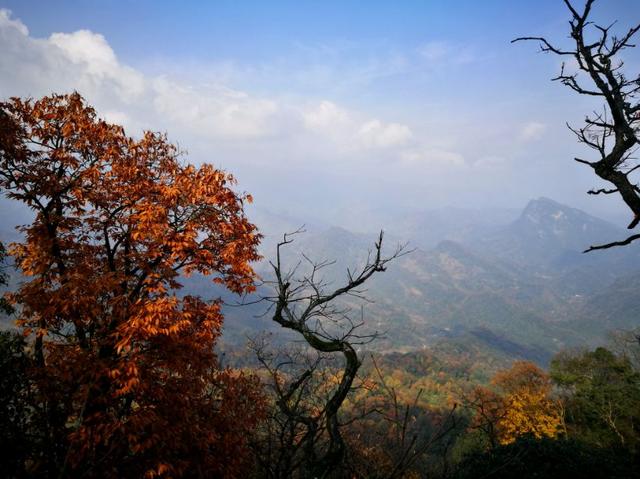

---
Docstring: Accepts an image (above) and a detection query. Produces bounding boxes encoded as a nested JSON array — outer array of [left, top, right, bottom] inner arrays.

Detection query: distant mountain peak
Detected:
[[522, 197, 571, 217], [518, 197, 598, 227], [493, 197, 625, 261], [531, 196, 563, 207]]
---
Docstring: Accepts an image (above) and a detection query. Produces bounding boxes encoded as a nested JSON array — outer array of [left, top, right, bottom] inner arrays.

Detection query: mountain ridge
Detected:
[[216, 197, 640, 361], [2, 197, 638, 364]]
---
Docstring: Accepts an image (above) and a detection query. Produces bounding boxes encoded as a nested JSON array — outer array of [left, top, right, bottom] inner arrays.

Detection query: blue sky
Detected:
[[2, 1, 640, 227]]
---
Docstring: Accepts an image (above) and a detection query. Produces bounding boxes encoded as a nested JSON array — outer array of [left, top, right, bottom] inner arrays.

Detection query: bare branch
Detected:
[[256, 229, 407, 476], [583, 233, 640, 252], [511, 37, 574, 56], [516, 0, 640, 251], [587, 187, 618, 195]]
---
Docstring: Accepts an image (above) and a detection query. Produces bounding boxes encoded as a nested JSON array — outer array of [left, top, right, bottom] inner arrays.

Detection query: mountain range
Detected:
[[215, 197, 640, 363], [2, 197, 639, 364]]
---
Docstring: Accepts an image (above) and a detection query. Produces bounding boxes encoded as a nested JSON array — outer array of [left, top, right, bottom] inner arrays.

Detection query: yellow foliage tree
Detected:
[[463, 361, 562, 448], [492, 361, 562, 444]]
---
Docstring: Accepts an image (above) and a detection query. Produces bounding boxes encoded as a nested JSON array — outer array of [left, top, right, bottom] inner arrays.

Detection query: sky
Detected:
[[1, 0, 640, 229]]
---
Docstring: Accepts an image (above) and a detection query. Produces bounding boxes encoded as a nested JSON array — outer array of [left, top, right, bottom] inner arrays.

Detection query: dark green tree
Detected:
[[550, 347, 640, 452], [455, 435, 637, 479]]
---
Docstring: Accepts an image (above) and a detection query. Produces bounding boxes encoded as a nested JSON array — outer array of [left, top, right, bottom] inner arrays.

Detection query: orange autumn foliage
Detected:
[[465, 361, 561, 447], [0, 93, 264, 477], [492, 361, 562, 445]]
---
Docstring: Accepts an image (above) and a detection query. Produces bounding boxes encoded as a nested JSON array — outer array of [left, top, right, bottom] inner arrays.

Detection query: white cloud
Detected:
[[357, 120, 412, 148], [152, 77, 281, 139], [519, 121, 546, 142], [302, 100, 412, 151], [302, 100, 351, 131], [101, 110, 131, 128], [48, 30, 145, 102], [0, 8, 27, 35], [0, 6, 499, 223], [0, 9, 416, 159], [400, 148, 465, 167]]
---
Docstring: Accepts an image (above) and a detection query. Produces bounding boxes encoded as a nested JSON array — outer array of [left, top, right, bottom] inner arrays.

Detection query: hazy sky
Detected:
[[2, 1, 640, 227]]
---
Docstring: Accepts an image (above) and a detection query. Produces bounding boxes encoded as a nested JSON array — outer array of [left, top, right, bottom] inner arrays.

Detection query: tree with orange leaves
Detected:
[[492, 361, 562, 445], [0, 93, 264, 478], [463, 361, 561, 449]]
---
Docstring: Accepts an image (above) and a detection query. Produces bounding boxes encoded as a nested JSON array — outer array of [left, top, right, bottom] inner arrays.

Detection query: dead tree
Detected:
[[513, 0, 640, 251], [255, 230, 406, 478]]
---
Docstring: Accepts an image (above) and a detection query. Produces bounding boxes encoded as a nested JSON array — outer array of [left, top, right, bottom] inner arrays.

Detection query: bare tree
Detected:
[[513, 0, 640, 251], [249, 339, 339, 478], [253, 230, 407, 478]]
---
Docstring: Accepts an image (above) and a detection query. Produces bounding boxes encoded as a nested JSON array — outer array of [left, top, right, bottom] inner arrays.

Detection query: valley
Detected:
[[211, 197, 640, 363]]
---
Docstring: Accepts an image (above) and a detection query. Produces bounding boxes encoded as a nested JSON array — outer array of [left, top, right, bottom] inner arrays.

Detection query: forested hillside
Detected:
[[209, 197, 640, 361]]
